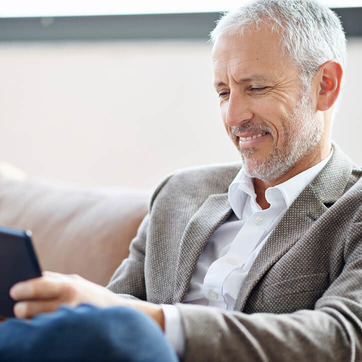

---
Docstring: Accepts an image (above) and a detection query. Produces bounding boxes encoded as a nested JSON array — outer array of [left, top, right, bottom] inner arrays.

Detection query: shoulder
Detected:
[[334, 178, 361, 215], [172, 162, 242, 185], [310, 144, 362, 203], [315, 178, 361, 240], [150, 162, 242, 208], [331, 143, 362, 189]]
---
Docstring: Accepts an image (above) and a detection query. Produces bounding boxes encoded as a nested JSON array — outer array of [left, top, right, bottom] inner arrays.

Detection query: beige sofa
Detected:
[[0, 163, 150, 286]]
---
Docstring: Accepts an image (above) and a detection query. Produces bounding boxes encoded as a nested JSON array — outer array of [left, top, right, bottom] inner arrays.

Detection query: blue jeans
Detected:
[[0, 304, 178, 361]]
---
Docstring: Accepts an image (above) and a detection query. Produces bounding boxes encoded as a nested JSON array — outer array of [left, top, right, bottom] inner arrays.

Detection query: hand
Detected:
[[10, 271, 165, 330], [10, 271, 119, 318]]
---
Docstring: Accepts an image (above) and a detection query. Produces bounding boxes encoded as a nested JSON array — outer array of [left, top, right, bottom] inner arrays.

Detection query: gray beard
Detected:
[[239, 92, 323, 181]]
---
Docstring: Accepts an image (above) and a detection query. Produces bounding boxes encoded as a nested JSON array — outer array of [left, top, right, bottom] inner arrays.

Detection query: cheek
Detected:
[[274, 108, 297, 144], [220, 105, 231, 133], [263, 100, 293, 131], [223, 120, 231, 134]]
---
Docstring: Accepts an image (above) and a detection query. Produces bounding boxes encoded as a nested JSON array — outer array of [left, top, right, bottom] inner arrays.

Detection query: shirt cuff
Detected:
[[161, 304, 185, 358]]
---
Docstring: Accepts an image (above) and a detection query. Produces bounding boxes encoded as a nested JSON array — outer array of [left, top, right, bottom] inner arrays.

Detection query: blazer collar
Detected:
[[308, 143, 354, 206]]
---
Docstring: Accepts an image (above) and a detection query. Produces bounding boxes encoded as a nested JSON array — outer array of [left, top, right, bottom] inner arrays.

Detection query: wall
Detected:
[[0, 39, 361, 189]]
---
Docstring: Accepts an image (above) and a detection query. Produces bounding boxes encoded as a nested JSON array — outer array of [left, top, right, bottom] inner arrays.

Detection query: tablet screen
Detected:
[[0, 226, 42, 318]]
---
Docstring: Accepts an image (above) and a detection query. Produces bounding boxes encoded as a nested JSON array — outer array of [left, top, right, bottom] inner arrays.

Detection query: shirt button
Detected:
[[208, 290, 219, 300], [254, 216, 264, 226], [226, 257, 238, 266]]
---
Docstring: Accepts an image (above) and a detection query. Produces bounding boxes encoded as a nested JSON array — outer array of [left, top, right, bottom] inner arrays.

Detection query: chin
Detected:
[[240, 151, 294, 182]]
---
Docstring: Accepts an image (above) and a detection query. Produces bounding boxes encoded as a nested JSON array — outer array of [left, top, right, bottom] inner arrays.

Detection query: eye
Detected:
[[249, 86, 268, 92], [218, 90, 230, 100]]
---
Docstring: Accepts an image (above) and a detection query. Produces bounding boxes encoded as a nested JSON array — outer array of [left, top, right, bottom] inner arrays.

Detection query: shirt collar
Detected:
[[228, 150, 333, 218], [228, 172, 256, 219]]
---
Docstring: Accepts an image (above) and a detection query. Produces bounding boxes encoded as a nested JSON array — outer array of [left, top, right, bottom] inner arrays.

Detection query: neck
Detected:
[[254, 188, 270, 210]]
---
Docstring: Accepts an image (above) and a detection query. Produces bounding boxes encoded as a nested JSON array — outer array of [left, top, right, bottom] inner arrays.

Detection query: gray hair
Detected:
[[210, 0, 346, 86]]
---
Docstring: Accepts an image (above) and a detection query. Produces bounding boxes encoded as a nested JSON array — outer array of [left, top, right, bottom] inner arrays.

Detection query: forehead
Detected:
[[212, 27, 299, 82]]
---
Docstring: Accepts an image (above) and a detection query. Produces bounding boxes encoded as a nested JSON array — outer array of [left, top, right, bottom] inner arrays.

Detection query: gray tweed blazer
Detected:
[[108, 145, 362, 362]]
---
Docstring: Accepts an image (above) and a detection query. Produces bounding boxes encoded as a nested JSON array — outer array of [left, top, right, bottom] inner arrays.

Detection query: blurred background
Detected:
[[1, 0, 361, 189]]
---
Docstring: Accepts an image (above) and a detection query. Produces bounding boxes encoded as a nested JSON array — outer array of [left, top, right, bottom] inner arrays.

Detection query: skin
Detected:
[[10, 271, 165, 328], [9, 24, 343, 328]]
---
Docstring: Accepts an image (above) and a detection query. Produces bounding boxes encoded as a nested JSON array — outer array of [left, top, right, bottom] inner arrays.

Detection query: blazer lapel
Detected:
[[234, 187, 327, 310], [173, 193, 232, 303], [234, 145, 355, 311]]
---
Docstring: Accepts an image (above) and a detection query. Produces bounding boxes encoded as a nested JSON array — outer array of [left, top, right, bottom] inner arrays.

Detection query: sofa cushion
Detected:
[[0, 176, 150, 286]]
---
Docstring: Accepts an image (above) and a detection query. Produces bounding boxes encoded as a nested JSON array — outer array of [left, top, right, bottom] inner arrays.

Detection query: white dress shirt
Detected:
[[163, 152, 332, 356]]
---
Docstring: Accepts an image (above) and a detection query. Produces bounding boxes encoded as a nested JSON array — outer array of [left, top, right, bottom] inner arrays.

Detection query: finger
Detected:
[[42, 271, 64, 278], [10, 277, 67, 301], [13, 300, 68, 319], [43, 270, 83, 281]]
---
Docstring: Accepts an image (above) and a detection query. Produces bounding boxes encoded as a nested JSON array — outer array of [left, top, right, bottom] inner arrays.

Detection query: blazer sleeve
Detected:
[[177, 185, 362, 362], [106, 213, 149, 300], [107, 174, 173, 299]]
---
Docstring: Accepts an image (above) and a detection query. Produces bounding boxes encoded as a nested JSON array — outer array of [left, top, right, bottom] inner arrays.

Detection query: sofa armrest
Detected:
[[0, 176, 150, 286]]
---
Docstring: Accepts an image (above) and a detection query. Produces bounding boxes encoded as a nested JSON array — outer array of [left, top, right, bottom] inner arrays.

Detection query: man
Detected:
[[1, 0, 361, 361]]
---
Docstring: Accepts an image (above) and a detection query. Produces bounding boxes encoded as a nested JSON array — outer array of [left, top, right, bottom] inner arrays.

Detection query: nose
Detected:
[[224, 92, 253, 127]]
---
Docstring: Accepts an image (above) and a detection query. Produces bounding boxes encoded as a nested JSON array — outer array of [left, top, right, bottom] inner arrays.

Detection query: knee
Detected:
[[0, 304, 178, 362], [57, 303, 160, 342], [82, 305, 178, 361], [70, 304, 178, 362], [44, 304, 151, 348]]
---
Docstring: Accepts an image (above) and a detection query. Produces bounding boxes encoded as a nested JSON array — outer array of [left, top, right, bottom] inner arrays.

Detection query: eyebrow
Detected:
[[214, 75, 270, 89]]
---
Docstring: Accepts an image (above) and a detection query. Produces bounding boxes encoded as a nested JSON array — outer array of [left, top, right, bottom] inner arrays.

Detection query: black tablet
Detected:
[[0, 226, 42, 318]]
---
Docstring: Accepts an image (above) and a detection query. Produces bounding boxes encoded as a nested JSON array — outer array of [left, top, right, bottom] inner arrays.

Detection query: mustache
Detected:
[[230, 121, 271, 136]]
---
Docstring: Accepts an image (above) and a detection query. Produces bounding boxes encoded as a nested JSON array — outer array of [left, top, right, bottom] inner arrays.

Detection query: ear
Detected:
[[316, 61, 343, 111]]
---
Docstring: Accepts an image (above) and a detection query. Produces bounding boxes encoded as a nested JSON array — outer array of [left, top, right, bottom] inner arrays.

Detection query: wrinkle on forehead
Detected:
[[213, 56, 263, 71], [213, 74, 272, 89], [213, 58, 284, 88], [212, 25, 287, 66], [211, 30, 299, 89]]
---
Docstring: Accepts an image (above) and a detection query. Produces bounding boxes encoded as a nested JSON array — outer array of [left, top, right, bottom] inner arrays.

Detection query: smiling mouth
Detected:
[[239, 132, 268, 142]]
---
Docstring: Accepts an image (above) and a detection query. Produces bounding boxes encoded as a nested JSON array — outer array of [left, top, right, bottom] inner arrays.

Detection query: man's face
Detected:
[[212, 27, 324, 182]]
